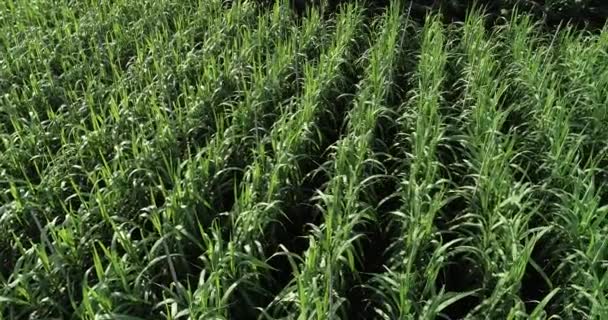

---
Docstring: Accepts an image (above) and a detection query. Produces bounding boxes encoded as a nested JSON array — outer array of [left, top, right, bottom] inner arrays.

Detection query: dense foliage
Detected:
[[1, 0, 607, 319], [291, 0, 608, 28]]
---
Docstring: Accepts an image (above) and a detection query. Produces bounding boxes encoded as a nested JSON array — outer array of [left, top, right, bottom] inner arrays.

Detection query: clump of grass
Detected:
[[498, 11, 608, 318], [189, 5, 367, 318], [184, 3, 329, 319], [367, 13, 477, 319], [270, 1, 406, 318], [441, 9, 556, 318], [0, 0, 278, 318]]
